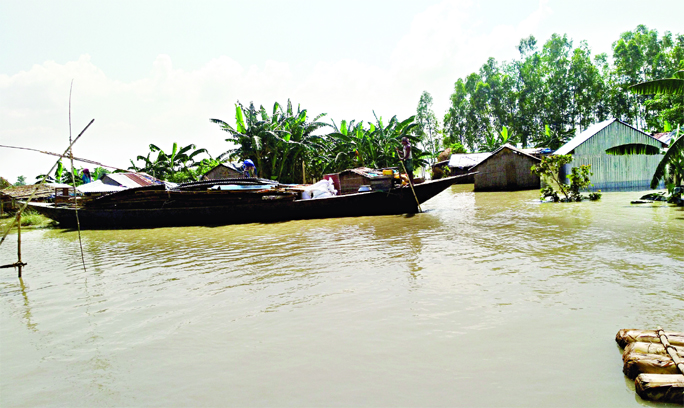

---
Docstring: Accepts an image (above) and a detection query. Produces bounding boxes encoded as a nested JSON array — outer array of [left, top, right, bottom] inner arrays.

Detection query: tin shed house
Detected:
[[554, 119, 667, 191], [444, 153, 491, 183], [470, 144, 541, 191]]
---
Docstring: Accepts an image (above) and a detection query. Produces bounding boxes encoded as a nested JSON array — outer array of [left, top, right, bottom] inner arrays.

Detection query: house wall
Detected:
[[563, 122, 664, 191], [203, 166, 242, 180], [474, 149, 540, 191]]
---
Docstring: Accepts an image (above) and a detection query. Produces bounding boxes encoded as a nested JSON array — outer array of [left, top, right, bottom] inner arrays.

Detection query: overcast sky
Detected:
[[1, 0, 682, 183]]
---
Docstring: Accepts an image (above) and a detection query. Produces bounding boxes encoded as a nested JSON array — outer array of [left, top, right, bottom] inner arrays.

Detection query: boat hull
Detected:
[[28, 176, 461, 229]]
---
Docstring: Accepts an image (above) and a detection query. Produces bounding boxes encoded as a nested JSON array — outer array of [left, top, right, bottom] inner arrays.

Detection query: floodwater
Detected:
[[1, 185, 683, 407]]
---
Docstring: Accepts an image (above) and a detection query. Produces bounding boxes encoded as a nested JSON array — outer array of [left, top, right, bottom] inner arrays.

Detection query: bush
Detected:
[[531, 155, 599, 202]]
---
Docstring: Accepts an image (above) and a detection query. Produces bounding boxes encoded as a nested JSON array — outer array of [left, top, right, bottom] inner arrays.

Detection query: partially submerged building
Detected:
[[554, 119, 667, 191], [442, 153, 491, 183], [470, 144, 541, 191]]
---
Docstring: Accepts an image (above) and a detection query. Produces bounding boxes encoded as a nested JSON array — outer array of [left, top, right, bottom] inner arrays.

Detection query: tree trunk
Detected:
[[623, 352, 681, 379], [635, 374, 684, 404], [616, 329, 684, 348]]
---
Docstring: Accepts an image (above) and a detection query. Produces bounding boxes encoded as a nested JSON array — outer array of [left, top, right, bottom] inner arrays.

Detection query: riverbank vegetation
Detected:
[[0, 209, 53, 230]]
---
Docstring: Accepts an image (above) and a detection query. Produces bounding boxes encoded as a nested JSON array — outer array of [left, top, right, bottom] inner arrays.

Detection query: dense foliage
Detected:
[[128, 143, 210, 183], [443, 26, 683, 152], [211, 100, 424, 184]]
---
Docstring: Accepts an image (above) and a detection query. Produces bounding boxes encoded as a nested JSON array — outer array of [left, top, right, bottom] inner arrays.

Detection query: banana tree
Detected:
[[629, 70, 684, 96], [129, 143, 209, 182], [212, 100, 329, 183]]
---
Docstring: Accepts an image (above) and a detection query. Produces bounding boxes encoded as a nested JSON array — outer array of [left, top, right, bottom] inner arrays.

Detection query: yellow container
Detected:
[[382, 169, 393, 176]]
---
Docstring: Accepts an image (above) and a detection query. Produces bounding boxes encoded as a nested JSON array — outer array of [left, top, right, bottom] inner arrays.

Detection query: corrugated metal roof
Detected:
[[448, 153, 491, 168], [554, 119, 665, 155], [103, 173, 161, 188], [554, 119, 615, 155], [652, 131, 675, 146], [470, 144, 540, 170]]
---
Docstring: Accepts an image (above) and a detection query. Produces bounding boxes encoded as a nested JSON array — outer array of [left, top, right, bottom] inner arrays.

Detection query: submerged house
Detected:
[[443, 153, 491, 183], [554, 119, 667, 191], [470, 144, 541, 191]]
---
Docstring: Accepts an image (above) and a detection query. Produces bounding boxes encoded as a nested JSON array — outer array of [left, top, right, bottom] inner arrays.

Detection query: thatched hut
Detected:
[[0, 183, 72, 213], [470, 144, 541, 191]]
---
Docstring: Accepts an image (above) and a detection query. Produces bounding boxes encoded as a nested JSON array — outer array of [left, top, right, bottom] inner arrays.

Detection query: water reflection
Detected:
[[19, 278, 38, 332]]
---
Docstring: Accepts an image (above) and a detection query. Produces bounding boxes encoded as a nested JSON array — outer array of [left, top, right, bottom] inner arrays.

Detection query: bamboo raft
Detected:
[[616, 328, 684, 404]]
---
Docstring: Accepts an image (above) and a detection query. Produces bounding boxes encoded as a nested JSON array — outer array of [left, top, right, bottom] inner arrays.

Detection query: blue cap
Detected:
[[244, 159, 255, 167]]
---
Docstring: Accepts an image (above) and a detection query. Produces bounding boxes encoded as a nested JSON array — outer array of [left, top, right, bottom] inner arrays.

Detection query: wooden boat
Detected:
[[27, 175, 464, 229]]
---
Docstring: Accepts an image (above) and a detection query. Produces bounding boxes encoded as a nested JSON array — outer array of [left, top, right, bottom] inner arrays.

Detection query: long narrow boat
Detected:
[[27, 175, 463, 229]]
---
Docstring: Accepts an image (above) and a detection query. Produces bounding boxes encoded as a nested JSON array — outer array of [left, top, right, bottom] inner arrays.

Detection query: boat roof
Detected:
[[77, 180, 126, 193]]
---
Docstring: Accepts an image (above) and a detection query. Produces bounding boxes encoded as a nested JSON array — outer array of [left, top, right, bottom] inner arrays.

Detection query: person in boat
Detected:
[[397, 137, 413, 183], [243, 159, 257, 178], [81, 168, 93, 184]]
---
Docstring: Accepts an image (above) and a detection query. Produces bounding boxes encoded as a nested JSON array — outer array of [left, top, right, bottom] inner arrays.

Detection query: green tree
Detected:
[[211, 100, 328, 183], [416, 91, 441, 163], [327, 113, 425, 173], [14, 176, 26, 186]]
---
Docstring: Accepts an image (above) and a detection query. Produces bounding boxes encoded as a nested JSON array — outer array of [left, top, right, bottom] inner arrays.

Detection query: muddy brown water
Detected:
[[1, 185, 683, 407]]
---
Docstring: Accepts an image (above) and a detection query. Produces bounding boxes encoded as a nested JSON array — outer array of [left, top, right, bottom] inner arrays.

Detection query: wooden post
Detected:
[[17, 212, 22, 278]]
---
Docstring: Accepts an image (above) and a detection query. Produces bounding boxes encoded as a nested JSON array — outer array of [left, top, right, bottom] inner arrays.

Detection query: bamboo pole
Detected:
[[17, 212, 22, 278], [0, 119, 94, 247], [398, 160, 422, 213], [657, 327, 684, 376]]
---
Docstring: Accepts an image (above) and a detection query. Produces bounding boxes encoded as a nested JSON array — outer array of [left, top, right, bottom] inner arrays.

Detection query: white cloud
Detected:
[[0, 0, 553, 183]]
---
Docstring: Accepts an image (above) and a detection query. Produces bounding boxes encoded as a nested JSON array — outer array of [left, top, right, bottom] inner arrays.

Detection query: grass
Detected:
[[0, 209, 55, 230]]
